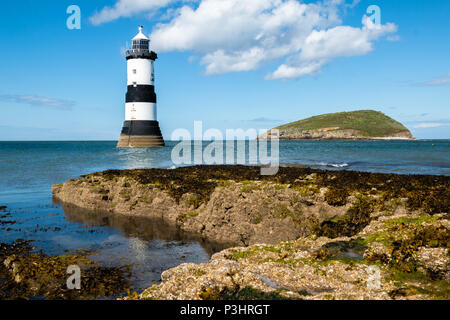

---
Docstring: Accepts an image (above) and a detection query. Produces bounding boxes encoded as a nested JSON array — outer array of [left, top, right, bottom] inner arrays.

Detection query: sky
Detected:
[[0, 0, 449, 140]]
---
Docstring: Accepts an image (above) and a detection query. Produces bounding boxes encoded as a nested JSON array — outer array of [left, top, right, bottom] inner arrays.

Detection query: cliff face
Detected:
[[259, 110, 414, 140]]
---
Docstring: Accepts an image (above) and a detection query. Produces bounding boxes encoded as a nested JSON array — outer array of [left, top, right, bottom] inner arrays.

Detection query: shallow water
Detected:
[[0, 140, 449, 294]]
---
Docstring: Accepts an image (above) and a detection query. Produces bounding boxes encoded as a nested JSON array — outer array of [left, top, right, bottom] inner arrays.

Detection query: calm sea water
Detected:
[[0, 140, 449, 293]]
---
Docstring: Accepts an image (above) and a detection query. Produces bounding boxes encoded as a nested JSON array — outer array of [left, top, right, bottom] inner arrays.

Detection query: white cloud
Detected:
[[0, 94, 75, 110], [413, 123, 448, 129], [301, 17, 396, 61], [91, 0, 397, 80], [149, 0, 344, 75], [414, 74, 450, 87], [90, 0, 176, 25], [265, 61, 325, 80], [267, 15, 397, 79], [200, 47, 267, 74]]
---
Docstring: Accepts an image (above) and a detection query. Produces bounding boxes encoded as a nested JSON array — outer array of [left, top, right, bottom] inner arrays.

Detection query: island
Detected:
[[259, 110, 415, 140]]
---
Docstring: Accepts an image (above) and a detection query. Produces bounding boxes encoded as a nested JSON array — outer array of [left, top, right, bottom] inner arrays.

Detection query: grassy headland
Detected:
[[262, 110, 414, 140]]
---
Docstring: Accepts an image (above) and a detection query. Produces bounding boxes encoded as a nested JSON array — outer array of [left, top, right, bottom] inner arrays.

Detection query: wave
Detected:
[[313, 162, 349, 168], [328, 163, 349, 168], [283, 161, 350, 168]]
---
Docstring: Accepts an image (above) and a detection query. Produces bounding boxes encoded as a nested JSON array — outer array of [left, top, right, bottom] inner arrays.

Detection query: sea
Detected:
[[0, 140, 449, 294]]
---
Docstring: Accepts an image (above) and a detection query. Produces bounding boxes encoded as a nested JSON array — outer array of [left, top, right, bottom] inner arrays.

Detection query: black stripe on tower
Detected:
[[121, 120, 163, 136], [126, 51, 158, 61], [126, 85, 157, 103]]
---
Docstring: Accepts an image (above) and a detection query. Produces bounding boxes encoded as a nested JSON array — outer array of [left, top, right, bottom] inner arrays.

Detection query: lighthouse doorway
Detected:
[[130, 104, 136, 120]]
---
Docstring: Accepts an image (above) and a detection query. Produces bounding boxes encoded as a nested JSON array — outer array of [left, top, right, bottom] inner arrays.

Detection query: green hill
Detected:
[[264, 110, 414, 140]]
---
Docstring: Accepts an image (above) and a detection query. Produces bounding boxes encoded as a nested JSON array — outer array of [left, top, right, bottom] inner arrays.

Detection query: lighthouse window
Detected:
[[140, 40, 149, 50], [132, 69, 136, 74], [132, 40, 149, 50]]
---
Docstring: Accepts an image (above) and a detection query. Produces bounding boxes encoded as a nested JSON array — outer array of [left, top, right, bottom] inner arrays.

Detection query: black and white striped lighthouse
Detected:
[[117, 26, 164, 148]]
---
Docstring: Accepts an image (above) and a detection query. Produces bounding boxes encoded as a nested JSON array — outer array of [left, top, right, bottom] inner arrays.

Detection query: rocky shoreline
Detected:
[[261, 135, 415, 141], [0, 238, 131, 299], [51, 165, 449, 300], [259, 129, 415, 141]]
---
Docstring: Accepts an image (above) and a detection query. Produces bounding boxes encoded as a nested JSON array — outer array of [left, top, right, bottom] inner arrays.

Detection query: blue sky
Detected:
[[0, 0, 449, 140]]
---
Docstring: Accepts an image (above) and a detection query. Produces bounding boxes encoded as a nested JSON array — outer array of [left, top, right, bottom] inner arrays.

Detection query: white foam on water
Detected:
[[329, 163, 349, 168]]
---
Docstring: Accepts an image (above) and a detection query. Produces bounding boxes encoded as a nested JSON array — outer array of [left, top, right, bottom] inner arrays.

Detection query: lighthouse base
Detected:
[[117, 120, 165, 148]]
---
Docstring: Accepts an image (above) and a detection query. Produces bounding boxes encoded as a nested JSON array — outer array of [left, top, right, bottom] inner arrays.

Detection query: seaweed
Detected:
[[0, 240, 131, 300], [315, 196, 376, 238], [324, 187, 349, 206], [84, 166, 448, 215], [389, 224, 450, 273]]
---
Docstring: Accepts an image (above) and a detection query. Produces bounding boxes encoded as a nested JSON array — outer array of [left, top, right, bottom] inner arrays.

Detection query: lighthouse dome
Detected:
[[132, 25, 149, 40]]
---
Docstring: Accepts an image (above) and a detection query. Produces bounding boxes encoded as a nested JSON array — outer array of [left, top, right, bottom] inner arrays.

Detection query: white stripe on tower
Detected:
[[125, 102, 156, 121], [127, 58, 154, 86]]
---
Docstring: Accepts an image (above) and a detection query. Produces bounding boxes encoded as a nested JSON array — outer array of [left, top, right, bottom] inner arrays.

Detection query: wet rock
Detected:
[[124, 214, 449, 300], [0, 240, 130, 300], [50, 166, 449, 300]]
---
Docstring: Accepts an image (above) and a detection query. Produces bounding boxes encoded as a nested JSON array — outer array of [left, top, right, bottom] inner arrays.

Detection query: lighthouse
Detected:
[[117, 26, 164, 148]]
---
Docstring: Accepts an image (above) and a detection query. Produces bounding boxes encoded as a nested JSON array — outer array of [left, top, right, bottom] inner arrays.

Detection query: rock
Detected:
[[130, 237, 398, 300], [50, 166, 449, 300], [125, 212, 449, 300], [53, 166, 449, 246], [415, 247, 449, 281]]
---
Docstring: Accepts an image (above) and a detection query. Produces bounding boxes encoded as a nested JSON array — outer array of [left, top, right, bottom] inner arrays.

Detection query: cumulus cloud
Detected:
[[91, 0, 397, 80], [90, 0, 177, 25], [266, 15, 397, 79], [267, 61, 325, 80], [150, 0, 341, 74], [0, 94, 75, 110], [413, 74, 450, 87]]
